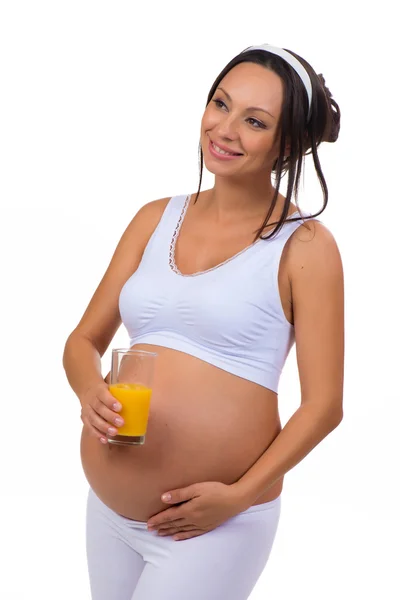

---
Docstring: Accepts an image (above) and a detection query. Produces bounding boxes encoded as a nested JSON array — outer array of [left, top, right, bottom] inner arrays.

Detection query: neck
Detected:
[[202, 177, 278, 222]]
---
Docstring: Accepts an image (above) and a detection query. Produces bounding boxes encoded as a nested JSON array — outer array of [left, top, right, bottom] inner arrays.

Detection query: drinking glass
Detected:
[[107, 348, 157, 446]]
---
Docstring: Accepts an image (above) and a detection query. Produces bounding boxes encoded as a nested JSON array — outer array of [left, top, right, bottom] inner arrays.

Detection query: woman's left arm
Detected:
[[232, 219, 345, 505]]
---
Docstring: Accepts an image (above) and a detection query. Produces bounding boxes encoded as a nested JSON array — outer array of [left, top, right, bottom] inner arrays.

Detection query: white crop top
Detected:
[[119, 194, 312, 393]]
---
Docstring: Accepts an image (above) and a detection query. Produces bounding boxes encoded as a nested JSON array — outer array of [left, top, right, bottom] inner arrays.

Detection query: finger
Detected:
[[157, 525, 198, 537], [148, 507, 186, 529], [93, 394, 125, 428], [156, 518, 187, 531], [173, 530, 204, 541], [101, 389, 123, 413], [81, 418, 109, 444], [85, 405, 120, 438]]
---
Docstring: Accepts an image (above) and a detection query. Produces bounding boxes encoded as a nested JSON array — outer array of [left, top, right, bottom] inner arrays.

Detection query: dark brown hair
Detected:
[[193, 46, 341, 242]]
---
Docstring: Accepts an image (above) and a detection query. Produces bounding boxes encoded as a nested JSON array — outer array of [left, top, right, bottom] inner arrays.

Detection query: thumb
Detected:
[[161, 485, 198, 504]]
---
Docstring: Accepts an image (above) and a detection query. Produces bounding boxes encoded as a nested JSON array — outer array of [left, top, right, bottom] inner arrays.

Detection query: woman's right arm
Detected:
[[62, 196, 170, 441]]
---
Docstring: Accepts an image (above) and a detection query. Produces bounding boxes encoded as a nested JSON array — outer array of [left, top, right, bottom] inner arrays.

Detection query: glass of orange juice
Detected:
[[107, 348, 157, 446]]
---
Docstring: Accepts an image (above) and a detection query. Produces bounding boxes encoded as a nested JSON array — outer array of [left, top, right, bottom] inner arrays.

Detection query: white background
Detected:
[[1, 1, 399, 598]]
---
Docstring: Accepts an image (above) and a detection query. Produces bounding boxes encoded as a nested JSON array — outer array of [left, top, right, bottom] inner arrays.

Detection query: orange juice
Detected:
[[109, 383, 152, 436]]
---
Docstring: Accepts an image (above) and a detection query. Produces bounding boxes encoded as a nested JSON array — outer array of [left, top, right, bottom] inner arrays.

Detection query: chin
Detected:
[[202, 144, 238, 176], [203, 158, 233, 176]]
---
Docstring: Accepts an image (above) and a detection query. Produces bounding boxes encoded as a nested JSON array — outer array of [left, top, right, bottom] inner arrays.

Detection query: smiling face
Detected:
[[201, 62, 285, 177]]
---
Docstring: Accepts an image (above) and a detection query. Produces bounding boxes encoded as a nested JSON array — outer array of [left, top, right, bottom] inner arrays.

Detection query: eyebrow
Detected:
[[216, 86, 276, 120]]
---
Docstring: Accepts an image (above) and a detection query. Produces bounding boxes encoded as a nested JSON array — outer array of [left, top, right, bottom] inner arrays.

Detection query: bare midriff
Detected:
[[80, 343, 284, 522]]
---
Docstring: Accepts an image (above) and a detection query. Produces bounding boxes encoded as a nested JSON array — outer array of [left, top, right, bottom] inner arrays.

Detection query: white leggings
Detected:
[[86, 487, 281, 600]]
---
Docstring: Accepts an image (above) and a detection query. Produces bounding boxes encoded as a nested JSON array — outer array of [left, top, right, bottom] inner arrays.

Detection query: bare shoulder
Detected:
[[287, 218, 343, 279], [113, 195, 172, 265], [132, 196, 171, 237], [141, 195, 171, 214]]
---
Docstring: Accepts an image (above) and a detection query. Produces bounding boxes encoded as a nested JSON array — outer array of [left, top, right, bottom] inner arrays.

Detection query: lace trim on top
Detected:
[[169, 194, 193, 275], [168, 194, 301, 278]]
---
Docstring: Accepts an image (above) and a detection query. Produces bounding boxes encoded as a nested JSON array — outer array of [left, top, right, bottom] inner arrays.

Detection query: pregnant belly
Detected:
[[80, 345, 282, 522]]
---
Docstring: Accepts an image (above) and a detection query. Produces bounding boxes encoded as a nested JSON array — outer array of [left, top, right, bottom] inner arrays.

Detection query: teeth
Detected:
[[212, 142, 239, 156]]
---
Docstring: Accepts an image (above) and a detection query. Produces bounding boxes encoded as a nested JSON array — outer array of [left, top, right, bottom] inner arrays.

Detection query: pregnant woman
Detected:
[[63, 43, 344, 600]]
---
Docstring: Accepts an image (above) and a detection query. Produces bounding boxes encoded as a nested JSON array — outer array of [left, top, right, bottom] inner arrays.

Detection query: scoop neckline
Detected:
[[169, 194, 301, 278]]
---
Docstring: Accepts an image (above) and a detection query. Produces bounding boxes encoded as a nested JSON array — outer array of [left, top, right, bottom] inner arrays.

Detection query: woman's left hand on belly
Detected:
[[146, 481, 248, 541]]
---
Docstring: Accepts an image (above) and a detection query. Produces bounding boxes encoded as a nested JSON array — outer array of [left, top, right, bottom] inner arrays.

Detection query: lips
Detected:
[[210, 138, 243, 155], [207, 140, 241, 161]]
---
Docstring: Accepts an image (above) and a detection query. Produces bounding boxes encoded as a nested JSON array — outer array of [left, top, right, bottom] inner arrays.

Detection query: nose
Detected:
[[215, 114, 240, 142]]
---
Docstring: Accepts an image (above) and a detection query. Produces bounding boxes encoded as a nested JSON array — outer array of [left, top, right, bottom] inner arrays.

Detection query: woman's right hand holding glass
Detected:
[[80, 382, 124, 444]]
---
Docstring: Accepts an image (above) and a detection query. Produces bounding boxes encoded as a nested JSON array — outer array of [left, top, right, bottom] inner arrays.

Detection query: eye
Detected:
[[211, 99, 266, 129], [212, 99, 226, 109], [247, 117, 266, 129]]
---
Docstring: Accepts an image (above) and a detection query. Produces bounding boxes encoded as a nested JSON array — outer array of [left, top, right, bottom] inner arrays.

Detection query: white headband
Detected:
[[241, 44, 312, 122]]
